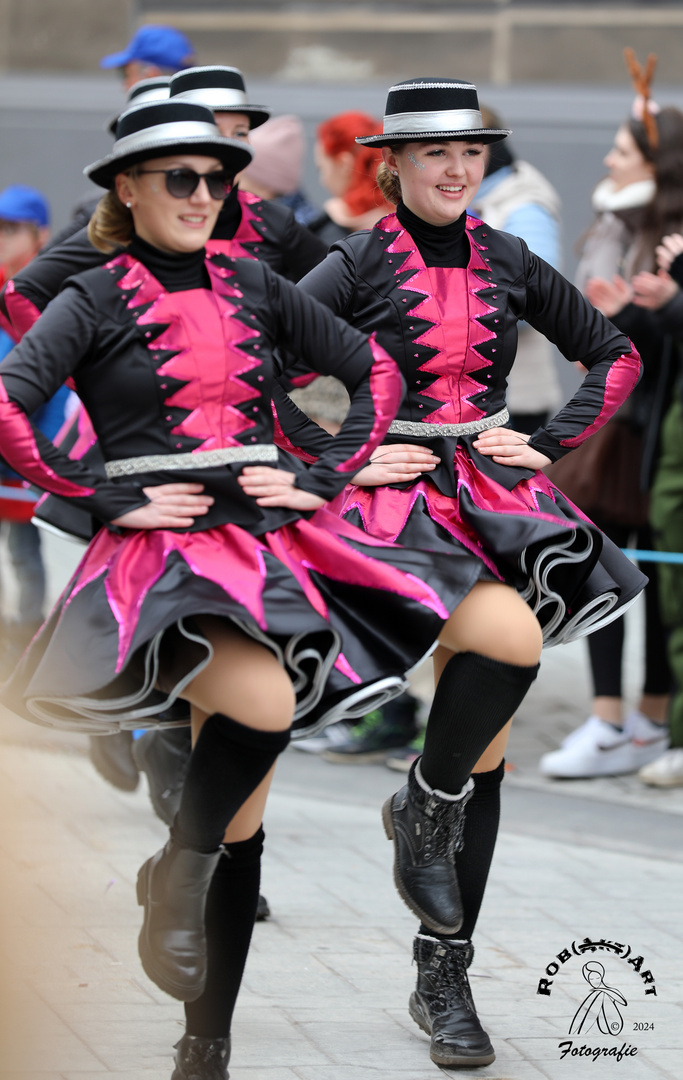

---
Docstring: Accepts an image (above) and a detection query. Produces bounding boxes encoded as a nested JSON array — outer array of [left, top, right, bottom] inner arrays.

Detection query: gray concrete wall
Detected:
[[0, 2, 682, 85]]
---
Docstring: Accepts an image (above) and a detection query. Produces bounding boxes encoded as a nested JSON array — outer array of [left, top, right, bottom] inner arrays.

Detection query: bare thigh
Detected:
[[438, 581, 543, 667], [183, 615, 295, 732]]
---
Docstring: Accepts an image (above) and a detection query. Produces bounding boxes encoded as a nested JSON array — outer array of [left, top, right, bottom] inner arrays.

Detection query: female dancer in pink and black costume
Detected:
[[0, 99, 495, 1077], [244, 78, 646, 1068]]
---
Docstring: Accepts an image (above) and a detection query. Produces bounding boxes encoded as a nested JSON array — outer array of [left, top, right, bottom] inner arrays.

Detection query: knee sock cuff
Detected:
[[202, 713, 291, 754], [221, 828, 265, 868], [472, 759, 505, 791], [466, 653, 539, 686]]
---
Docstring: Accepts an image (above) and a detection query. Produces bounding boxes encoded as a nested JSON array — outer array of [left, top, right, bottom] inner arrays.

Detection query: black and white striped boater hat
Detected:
[[86, 99, 254, 189], [356, 78, 511, 146], [169, 66, 270, 129], [107, 76, 171, 136]]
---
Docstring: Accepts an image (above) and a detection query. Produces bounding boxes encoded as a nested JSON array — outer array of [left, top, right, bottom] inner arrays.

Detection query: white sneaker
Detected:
[[539, 713, 668, 779], [638, 748, 683, 787], [291, 719, 353, 754], [625, 709, 670, 767]]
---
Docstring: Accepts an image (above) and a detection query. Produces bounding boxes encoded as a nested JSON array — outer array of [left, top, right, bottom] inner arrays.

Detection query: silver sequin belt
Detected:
[[105, 445, 278, 479], [388, 407, 509, 439]]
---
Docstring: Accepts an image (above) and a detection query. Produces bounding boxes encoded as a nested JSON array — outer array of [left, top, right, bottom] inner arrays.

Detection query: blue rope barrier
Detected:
[[621, 548, 683, 565]]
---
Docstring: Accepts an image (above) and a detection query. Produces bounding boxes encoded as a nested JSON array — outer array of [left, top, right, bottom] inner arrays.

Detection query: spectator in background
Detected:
[[240, 113, 320, 229], [0, 185, 71, 671], [310, 110, 394, 245], [539, 84, 683, 780], [99, 24, 195, 92], [469, 106, 563, 434], [629, 233, 683, 787]]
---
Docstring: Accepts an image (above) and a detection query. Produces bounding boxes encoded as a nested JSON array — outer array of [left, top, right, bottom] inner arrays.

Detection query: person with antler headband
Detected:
[[540, 50, 683, 781]]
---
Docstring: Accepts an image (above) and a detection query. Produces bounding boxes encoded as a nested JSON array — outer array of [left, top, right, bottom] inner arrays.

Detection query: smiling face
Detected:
[[382, 139, 486, 226], [115, 153, 225, 254], [604, 125, 654, 191]]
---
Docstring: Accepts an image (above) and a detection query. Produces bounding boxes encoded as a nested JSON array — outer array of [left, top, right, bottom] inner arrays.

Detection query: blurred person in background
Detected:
[[0, 185, 71, 673], [100, 23, 195, 92], [310, 110, 394, 245], [627, 231, 683, 787], [540, 56, 682, 780], [239, 113, 321, 230], [469, 105, 563, 435]]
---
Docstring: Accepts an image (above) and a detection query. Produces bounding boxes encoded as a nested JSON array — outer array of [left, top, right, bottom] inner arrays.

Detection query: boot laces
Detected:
[[434, 946, 475, 1015], [424, 795, 468, 861], [180, 1038, 229, 1079]]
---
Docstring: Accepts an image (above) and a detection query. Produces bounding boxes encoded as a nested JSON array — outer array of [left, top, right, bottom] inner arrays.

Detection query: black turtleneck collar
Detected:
[[128, 234, 209, 292], [213, 183, 243, 241], [395, 202, 470, 268]]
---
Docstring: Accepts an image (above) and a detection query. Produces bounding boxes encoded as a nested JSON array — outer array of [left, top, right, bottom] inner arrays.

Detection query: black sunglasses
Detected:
[[136, 167, 232, 201]]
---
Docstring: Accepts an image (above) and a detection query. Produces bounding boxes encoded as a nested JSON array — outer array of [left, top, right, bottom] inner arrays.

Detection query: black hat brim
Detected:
[[355, 127, 511, 147], [213, 105, 270, 130], [85, 136, 253, 189]]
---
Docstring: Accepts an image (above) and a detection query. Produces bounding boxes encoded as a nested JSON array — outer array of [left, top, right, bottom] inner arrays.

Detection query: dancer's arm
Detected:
[[0, 279, 149, 523], [261, 265, 404, 501], [0, 226, 110, 341], [516, 244, 641, 463]]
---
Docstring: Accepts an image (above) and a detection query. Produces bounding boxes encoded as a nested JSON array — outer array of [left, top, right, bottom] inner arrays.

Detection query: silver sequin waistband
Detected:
[[388, 407, 509, 439], [105, 445, 278, 479]]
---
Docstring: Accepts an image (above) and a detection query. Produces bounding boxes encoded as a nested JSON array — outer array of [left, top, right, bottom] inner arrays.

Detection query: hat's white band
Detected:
[[173, 87, 248, 110], [129, 86, 170, 107], [113, 120, 221, 156], [383, 109, 483, 135]]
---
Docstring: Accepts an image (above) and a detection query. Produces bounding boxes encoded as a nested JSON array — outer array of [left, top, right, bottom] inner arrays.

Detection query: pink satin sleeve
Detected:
[[334, 334, 403, 474], [559, 344, 641, 449], [0, 281, 41, 342], [271, 400, 318, 464], [0, 377, 95, 497]]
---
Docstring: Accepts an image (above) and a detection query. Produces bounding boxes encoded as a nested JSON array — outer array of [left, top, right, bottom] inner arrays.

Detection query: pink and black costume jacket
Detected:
[[0, 241, 465, 734], [283, 207, 647, 645], [0, 187, 329, 540]]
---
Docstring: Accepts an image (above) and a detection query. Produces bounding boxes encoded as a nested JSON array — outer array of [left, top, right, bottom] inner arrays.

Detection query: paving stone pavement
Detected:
[[0, 534, 681, 1079]]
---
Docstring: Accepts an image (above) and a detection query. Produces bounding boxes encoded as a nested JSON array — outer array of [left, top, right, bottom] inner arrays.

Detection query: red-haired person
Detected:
[[311, 110, 394, 245]]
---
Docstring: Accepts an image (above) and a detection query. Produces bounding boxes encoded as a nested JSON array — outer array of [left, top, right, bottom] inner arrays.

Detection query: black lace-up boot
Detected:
[[410, 935, 495, 1067], [171, 1034, 231, 1079], [382, 758, 473, 934]]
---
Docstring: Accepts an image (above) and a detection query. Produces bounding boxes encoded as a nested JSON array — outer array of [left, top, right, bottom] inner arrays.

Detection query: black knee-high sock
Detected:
[[172, 713, 290, 853], [419, 760, 504, 943], [420, 652, 538, 794], [184, 828, 264, 1038]]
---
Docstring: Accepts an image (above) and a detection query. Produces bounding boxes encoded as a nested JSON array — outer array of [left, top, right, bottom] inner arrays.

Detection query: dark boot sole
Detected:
[[381, 796, 462, 936], [136, 858, 205, 1003], [409, 996, 496, 1068]]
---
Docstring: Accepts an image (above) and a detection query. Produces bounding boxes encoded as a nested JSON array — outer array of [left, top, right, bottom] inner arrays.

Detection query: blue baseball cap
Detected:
[[0, 185, 50, 227], [100, 25, 195, 72]]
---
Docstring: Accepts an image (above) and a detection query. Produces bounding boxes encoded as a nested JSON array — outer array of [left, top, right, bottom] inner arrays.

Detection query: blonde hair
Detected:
[[87, 167, 142, 253], [376, 160, 402, 204]]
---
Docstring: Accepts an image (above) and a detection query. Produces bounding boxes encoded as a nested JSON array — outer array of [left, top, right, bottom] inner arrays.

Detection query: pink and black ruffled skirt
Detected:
[[6, 508, 478, 736], [331, 447, 647, 647]]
